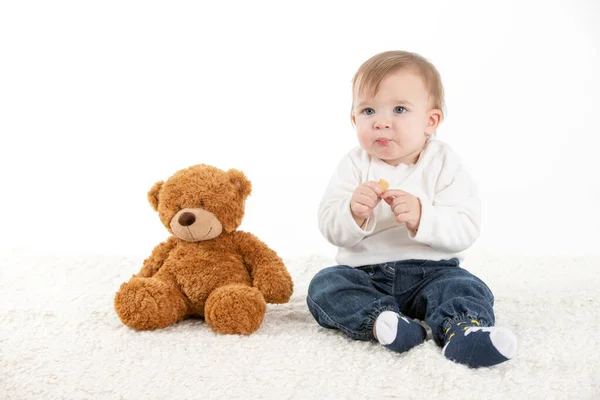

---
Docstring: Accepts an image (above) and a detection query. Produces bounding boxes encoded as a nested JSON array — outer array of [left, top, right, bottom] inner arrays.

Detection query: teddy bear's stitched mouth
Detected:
[[189, 226, 212, 241], [202, 227, 213, 239]]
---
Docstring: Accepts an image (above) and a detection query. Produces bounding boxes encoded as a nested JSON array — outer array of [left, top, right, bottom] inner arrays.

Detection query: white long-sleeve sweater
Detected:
[[318, 140, 481, 267]]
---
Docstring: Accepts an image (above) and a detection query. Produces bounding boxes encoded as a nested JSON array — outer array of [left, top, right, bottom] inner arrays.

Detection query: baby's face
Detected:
[[352, 70, 440, 166]]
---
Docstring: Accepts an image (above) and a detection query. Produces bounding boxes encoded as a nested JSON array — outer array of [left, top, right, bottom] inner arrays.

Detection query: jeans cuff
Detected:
[[364, 305, 400, 340]]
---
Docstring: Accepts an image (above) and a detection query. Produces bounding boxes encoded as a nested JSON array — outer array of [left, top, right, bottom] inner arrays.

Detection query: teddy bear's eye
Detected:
[[200, 200, 205, 207], [178, 205, 182, 211]]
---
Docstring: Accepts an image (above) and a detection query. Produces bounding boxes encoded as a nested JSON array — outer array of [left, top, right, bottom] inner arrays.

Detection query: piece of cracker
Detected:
[[377, 179, 389, 192]]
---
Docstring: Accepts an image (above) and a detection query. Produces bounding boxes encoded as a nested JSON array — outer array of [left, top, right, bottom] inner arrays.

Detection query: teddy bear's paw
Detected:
[[254, 273, 294, 304], [114, 278, 188, 330], [205, 284, 266, 335]]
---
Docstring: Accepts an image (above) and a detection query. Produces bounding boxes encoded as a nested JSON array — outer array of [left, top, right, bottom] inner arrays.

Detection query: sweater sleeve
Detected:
[[318, 154, 375, 248], [409, 149, 481, 253]]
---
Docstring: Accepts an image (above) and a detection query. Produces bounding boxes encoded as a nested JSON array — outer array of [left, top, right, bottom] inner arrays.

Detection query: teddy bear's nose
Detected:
[[178, 212, 196, 226]]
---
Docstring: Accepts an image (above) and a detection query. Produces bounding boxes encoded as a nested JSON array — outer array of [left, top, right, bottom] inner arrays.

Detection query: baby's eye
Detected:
[[362, 108, 375, 115], [394, 106, 407, 114]]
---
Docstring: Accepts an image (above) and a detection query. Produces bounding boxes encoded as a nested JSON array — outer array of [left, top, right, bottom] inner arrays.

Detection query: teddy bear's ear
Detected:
[[147, 180, 164, 211], [227, 169, 252, 200]]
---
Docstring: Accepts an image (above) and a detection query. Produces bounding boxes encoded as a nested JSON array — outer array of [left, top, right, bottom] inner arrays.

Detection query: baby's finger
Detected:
[[382, 189, 407, 199], [363, 181, 383, 197], [393, 203, 409, 216], [358, 187, 380, 202], [352, 202, 370, 215], [384, 194, 403, 206], [391, 196, 407, 208], [355, 193, 377, 209]]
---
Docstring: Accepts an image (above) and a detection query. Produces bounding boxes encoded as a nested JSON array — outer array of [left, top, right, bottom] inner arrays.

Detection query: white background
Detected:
[[1, 0, 598, 259]]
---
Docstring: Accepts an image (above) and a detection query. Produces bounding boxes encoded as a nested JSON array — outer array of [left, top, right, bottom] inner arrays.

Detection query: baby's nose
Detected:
[[374, 119, 391, 129], [178, 212, 196, 226]]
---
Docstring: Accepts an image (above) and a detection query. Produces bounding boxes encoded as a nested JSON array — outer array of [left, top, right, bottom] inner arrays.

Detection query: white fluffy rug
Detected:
[[1, 247, 599, 399]]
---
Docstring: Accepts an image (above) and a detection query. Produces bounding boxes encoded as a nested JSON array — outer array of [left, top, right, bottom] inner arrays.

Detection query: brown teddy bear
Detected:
[[114, 164, 294, 335]]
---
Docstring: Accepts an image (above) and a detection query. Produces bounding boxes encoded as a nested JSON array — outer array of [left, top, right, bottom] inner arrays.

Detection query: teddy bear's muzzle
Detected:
[[170, 208, 223, 242]]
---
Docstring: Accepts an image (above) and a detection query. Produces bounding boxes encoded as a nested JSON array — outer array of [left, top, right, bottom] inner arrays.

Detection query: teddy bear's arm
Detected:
[[136, 236, 177, 278], [233, 231, 293, 304]]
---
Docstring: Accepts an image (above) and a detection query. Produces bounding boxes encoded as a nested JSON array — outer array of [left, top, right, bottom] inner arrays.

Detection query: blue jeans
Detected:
[[306, 259, 495, 346]]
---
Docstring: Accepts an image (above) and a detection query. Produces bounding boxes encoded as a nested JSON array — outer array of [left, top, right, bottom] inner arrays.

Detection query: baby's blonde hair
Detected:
[[351, 50, 445, 121]]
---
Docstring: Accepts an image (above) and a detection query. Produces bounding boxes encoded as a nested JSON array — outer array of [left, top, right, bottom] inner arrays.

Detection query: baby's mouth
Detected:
[[375, 139, 391, 146]]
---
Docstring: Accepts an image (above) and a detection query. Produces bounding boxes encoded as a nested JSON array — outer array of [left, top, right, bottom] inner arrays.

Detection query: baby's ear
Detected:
[[227, 169, 252, 200], [147, 181, 164, 211]]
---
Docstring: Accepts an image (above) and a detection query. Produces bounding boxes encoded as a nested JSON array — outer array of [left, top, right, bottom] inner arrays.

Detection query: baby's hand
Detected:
[[382, 189, 422, 232], [350, 181, 383, 228]]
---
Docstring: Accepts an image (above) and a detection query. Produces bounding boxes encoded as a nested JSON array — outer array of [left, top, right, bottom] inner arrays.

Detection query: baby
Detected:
[[307, 50, 517, 368]]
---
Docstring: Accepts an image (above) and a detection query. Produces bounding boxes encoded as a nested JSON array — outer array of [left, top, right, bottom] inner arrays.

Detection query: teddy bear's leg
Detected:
[[114, 277, 189, 330], [204, 284, 266, 335]]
